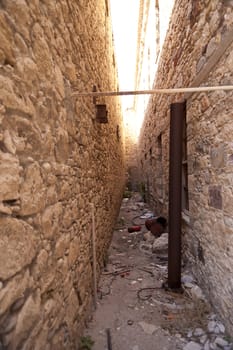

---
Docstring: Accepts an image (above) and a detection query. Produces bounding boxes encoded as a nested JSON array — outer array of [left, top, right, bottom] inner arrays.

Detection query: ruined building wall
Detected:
[[0, 1, 125, 348], [139, 0, 233, 334]]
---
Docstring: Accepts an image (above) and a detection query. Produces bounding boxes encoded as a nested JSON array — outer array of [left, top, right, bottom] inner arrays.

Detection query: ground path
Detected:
[[83, 193, 232, 350]]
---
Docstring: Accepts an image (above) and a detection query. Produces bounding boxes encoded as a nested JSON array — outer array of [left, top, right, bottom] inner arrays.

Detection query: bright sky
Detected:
[[109, 0, 140, 109], [109, 0, 175, 132]]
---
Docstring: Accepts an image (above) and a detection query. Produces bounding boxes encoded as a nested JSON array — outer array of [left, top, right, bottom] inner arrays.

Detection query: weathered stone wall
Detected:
[[139, 0, 233, 334], [0, 1, 125, 348]]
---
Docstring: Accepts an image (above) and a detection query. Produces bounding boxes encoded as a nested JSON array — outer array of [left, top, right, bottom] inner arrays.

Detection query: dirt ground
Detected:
[[82, 193, 232, 350]]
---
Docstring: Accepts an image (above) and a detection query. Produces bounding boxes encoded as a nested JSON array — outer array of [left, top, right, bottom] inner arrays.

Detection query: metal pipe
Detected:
[[91, 203, 98, 309], [71, 85, 233, 98], [168, 101, 186, 289], [106, 328, 112, 350]]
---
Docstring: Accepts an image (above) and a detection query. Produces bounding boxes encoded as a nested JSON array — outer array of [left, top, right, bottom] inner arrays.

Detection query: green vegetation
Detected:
[[123, 187, 131, 198], [79, 336, 94, 350], [139, 182, 146, 202]]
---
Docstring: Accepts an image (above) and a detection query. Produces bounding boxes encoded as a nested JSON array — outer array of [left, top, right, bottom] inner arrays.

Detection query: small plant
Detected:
[[139, 182, 146, 202], [118, 217, 125, 226], [79, 336, 94, 350], [103, 252, 109, 267], [123, 188, 131, 198]]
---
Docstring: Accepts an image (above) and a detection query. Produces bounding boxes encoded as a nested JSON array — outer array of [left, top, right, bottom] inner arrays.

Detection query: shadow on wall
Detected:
[[126, 166, 141, 192]]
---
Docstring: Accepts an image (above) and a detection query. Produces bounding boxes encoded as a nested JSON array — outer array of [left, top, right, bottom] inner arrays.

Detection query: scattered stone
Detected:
[[183, 282, 195, 289], [214, 337, 229, 348], [139, 242, 152, 254], [193, 328, 205, 337], [216, 322, 225, 334], [183, 341, 202, 350], [130, 281, 137, 285], [143, 231, 154, 242], [181, 274, 195, 284], [204, 340, 210, 350], [129, 205, 138, 211], [190, 285, 206, 301], [137, 202, 144, 209], [208, 314, 217, 321], [140, 212, 154, 219], [200, 335, 208, 344], [122, 198, 129, 203], [138, 321, 159, 335], [152, 233, 168, 253], [176, 333, 182, 338], [187, 330, 193, 338], [132, 346, 139, 350], [208, 321, 217, 333]]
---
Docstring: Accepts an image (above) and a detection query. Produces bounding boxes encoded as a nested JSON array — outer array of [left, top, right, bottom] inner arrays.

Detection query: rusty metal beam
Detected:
[[168, 101, 186, 289]]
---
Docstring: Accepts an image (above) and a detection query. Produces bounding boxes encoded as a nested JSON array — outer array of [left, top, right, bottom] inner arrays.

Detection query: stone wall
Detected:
[[138, 0, 233, 335], [0, 1, 125, 348]]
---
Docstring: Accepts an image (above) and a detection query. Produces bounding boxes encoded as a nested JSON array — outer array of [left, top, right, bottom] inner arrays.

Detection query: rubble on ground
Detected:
[[84, 193, 233, 350]]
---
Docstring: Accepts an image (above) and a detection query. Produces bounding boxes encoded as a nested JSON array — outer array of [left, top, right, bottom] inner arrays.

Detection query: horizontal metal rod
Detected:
[[72, 85, 233, 98]]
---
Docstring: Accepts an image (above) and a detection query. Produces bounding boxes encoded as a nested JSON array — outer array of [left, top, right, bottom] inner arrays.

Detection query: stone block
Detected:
[[210, 145, 225, 168], [223, 187, 233, 215], [0, 13, 15, 65], [19, 162, 46, 216], [55, 234, 70, 258], [0, 269, 31, 317], [11, 291, 41, 349], [68, 237, 80, 267], [41, 203, 63, 238], [32, 249, 49, 279], [54, 65, 65, 98], [32, 23, 53, 78], [200, 94, 210, 112], [0, 76, 33, 114], [65, 288, 79, 331], [206, 38, 218, 57], [208, 185, 222, 210], [152, 233, 168, 253], [0, 151, 20, 201], [54, 127, 69, 163], [16, 57, 39, 86], [0, 218, 37, 280]]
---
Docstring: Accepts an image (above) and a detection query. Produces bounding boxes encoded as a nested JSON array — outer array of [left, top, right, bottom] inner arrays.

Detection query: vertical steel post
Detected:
[[168, 101, 186, 289]]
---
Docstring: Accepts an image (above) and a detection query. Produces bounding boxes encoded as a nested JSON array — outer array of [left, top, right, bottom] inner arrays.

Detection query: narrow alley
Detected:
[[83, 193, 232, 350], [0, 0, 233, 349]]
